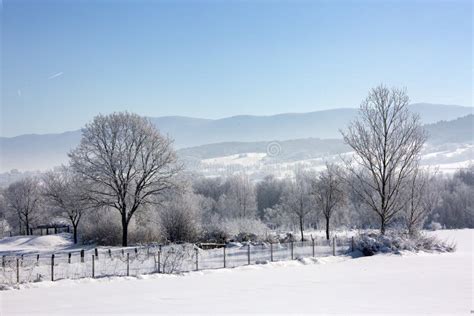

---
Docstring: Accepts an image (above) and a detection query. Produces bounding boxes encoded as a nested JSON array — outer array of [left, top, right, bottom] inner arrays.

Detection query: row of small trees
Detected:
[[0, 85, 472, 246]]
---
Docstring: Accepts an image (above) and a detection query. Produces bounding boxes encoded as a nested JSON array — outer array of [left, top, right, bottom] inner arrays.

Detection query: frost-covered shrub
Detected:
[[426, 221, 443, 231], [200, 228, 230, 243], [160, 244, 195, 274], [80, 209, 122, 245], [355, 232, 456, 256], [280, 232, 297, 243], [200, 218, 269, 242], [234, 232, 258, 242], [223, 218, 269, 241]]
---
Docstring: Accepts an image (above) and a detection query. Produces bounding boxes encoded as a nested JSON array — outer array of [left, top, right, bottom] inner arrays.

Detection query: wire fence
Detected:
[[0, 236, 354, 285]]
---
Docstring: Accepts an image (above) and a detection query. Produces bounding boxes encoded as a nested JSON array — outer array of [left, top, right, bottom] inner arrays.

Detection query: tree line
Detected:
[[0, 85, 472, 246]]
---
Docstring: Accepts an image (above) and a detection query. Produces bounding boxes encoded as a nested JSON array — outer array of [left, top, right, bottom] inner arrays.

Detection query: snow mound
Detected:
[[0, 233, 74, 255], [355, 232, 456, 256], [297, 257, 319, 265], [225, 242, 243, 248]]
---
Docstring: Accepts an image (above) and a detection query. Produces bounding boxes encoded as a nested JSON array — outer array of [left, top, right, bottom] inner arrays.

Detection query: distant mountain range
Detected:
[[423, 114, 474, 144], [0, 103, 472, 172], [180, 114, 474, 162], [149, 103, 472, 147]]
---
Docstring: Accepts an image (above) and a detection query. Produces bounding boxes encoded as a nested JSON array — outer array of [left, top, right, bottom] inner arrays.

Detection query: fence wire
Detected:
[[0, 237, 354, 285]]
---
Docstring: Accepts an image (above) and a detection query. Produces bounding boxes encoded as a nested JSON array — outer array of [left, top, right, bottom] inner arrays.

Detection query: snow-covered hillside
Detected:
[[1, 229, 471, 315], [191, 143, 473, 180], [0, 234, 76, 256]]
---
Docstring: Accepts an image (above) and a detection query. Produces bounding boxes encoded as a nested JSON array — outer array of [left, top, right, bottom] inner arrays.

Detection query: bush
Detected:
[[200, 218, 269, 243], [234, 232, 258, 242], [80, 209, 122, 245], [223, 218, 269, 242], [355, 232, 456, 256], [427, 221, 443, 231], [200, 228, 230, 243]]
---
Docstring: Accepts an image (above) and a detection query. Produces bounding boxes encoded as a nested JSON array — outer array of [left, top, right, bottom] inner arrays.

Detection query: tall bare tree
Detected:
[[281, 171, 312, 241], [404, 168, 440, 236], [69, 112, 181, 246], [312, 163, 346, 240], [341, 85, 426, 234], [42, 167, 91, 244], [4, 178, 42, 235], [228, 174, 256, 219]]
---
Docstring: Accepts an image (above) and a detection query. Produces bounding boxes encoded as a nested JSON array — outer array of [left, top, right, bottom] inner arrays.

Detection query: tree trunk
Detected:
[[299, 216, 304, 242], [380, 216, 386, 235], [18, 214, 22, 235], [122, 215, 128, 247], [325, 216, 330, 240], [73, 224, 78, 244], [25, 214, 30, 236]]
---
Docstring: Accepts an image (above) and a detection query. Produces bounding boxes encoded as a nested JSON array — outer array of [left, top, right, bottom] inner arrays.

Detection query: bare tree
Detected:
[[42, 167, 91, 244], [256, 175, 284, 220], [69, 112, 181, 246], [4, 178, 42, 235], [404, 168, 440, 236], [224, 174, 256, 219], [281, 172, 312, 241], [311, 163, 346, 240], [158, 190, 202, 243], [341, 85, 426, 234]]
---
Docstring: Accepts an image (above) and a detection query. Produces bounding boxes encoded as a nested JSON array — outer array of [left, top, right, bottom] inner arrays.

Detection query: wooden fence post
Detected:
[[311, 236, 315, 257], [95, 248, 99, 260], [247, 244, 250, 265], [126, 253, 130, 276], [270, 242, 273, 262], [332, 237, 336, 256], [291, 241, 294, 260], [92, 255, 95, 278], [351, 236, 355, 252], [108, 249, 112, 258], [68, 253, 71, 264], [195, 248, 199, 271], [158, 249, 161, 273], [16, 258, 20, 283], [223, 246, 226, 268], [51, 254, 55, 281], [80, 249, 85, 263], [2, 255, 5, 268]]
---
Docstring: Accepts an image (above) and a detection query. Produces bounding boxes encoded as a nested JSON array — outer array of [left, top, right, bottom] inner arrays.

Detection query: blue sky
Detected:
[[1, 0, 472, 137]]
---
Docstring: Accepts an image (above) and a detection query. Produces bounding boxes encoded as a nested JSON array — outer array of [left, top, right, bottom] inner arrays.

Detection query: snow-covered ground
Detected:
[[1, 229, 472, 315], [0, 234, 80, 256]]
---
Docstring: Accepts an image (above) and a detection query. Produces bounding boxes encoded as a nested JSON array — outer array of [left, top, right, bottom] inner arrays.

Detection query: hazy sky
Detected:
[[2, 0, 472, 137]]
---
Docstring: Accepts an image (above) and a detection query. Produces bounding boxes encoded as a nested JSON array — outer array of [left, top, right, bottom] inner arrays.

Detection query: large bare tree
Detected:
[[341, 85, 426, 234], [69, 112, 181, 246], [4, 178, 42, 235], [42, 167, 91, 244], [312, 163, 346, 240]]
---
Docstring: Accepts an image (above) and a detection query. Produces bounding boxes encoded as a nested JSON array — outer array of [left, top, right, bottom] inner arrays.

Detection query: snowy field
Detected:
[[0, 229, 472, 315]]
